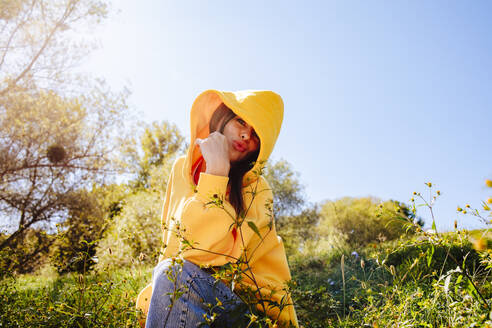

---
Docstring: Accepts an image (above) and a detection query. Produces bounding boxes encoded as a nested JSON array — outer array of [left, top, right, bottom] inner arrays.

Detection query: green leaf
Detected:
[[431, 219, 436, 231], [427, 245, 435, 267], [247, 221, 263, 241]]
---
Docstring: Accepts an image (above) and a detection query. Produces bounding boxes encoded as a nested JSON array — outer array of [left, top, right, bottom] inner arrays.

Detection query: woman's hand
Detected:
[[195, 132, 230, 177]]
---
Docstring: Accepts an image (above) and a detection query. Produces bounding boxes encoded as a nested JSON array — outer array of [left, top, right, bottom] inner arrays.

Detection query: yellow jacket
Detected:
[[137, 90, 298, 327]]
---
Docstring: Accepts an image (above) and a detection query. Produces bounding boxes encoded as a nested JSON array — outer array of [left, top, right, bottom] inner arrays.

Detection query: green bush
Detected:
[[318, 197, 419, 249], [384, 236, 484, 283], [96, 162, 172, 269]]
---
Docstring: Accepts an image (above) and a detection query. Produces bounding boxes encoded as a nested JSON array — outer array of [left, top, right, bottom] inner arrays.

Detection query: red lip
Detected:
[[233, 140, 247, 152]]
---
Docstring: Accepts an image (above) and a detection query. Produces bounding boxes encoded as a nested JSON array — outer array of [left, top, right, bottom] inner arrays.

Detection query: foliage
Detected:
[[263, 159, 306, 218], [0, 0, 108, 94], [318, 197, 418, 249], [0, 0, 129, 272], [50, 184, 127, 274], [2, 179, 492, 327], [264, 159, 320, 257], [95, 122, 185, 269], [0, 228, 54, 275], [276, 206, 320, 256], [122, 121, 186, 190], [0, 84, 129, 270], [95, 181, 165, 269]]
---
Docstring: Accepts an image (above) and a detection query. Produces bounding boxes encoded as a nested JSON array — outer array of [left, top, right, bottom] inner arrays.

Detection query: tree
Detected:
[[122, 121, 186, 190], [50, 184, 126, 274], [0, 0, 108, 95], [263, 159, 306, 219], [0, 0, 129, 272], [95, 122, 185, 268], [263, 159, 320, 256], [0, 85, 128, 270]]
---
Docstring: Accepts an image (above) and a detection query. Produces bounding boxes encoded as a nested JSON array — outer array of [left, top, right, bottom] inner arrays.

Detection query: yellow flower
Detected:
[[457, 207, 463, 212], [474, 238, 487, 251], [436, 190, 441, 195], [487, 198, 492, 204], [466, 204, 470, 208], [486, 179, 492, 188], [426, 182, 432, 187]]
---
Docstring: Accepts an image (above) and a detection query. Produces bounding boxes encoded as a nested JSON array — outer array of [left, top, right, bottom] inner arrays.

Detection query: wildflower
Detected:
[[483, 204, 491, 211], [462, 210, 467, 214], [466, 204, 471, 208], [454, 220, 458, 229], [437, 190, 441, 195], [413, 192, 417, 195], [474, 238, 487, 251], [410, 197, 414, 202], [426, 182, 432, 187], [250, 314, 258, 322], [351, 251, 359, 259], [486, 179, 492, 188], [487, 198, 492, 204], [457, 207, 463, 212]]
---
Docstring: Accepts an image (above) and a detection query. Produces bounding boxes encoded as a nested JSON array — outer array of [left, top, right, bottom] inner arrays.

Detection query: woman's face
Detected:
[[222, 116, 260, 163]]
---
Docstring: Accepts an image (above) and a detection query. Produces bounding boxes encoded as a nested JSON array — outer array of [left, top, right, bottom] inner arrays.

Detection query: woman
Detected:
[[136, 90, 298, 327]]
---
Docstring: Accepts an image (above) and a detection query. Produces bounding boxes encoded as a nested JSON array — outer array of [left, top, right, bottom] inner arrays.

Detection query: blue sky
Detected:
[[84, 1, 492, 231]]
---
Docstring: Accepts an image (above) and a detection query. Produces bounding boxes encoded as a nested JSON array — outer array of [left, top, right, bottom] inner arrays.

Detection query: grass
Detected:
[[2, 230, 491, 328], [0, 263, 153, 328]]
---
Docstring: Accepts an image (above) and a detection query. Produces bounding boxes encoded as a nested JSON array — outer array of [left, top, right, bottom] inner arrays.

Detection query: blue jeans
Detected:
[[145, 259, 249, 328]]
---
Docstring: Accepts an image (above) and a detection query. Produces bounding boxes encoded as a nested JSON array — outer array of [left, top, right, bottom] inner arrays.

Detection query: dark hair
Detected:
[[209, 103, 260, 217]]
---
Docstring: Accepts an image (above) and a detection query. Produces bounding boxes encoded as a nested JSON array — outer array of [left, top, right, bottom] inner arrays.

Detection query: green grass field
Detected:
[[2, 229, 491, 328]]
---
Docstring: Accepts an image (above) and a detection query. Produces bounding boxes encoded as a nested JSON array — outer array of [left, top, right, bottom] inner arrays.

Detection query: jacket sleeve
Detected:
[[179, 172, 272, 266]]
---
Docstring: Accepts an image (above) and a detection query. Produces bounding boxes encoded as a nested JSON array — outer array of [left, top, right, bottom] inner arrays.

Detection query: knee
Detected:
[[152, 258, 195, 290]]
